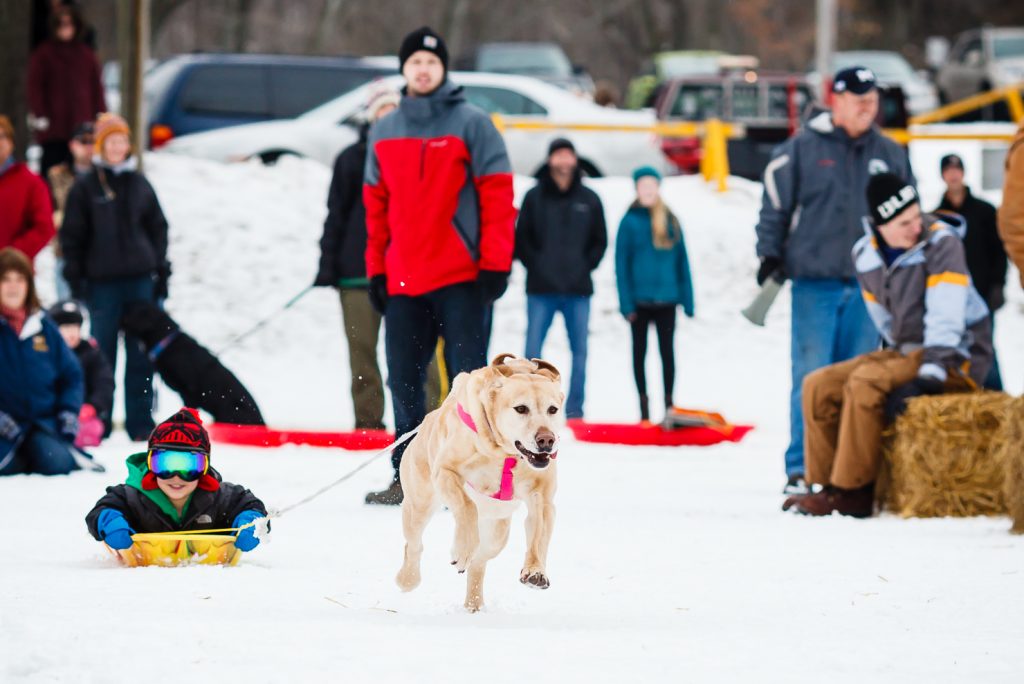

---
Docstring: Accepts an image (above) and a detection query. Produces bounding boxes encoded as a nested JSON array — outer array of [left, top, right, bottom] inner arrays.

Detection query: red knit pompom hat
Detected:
[[141, 408, 218, 491]]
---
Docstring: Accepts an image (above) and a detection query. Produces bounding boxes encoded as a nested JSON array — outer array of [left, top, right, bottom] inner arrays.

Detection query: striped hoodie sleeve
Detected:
[[920, 231, 972, 380]]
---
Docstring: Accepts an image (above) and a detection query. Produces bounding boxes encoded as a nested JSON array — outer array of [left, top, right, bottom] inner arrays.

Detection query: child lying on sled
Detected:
[[85, 408, 268, 553]]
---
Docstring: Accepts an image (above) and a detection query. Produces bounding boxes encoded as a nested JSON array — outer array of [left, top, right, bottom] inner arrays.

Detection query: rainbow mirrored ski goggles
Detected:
[[147, 448, 209, 481]]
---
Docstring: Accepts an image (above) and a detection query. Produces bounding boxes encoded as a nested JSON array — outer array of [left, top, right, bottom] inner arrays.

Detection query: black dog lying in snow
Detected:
[[121, 302, 265, 425]]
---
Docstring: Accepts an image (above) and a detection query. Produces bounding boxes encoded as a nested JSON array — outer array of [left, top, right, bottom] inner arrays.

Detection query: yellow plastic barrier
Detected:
[[108, 533, 242, 568], [909, 83, 1024, 126], [491, 114, 742, 192]]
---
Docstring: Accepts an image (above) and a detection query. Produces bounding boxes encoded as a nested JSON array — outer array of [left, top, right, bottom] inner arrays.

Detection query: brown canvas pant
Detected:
[[340, 288, 385, 429], [803, 350, 925, 489]]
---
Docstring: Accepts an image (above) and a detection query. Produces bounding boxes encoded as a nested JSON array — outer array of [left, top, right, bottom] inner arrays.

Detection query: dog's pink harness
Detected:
[[457, 402, 517, 502]]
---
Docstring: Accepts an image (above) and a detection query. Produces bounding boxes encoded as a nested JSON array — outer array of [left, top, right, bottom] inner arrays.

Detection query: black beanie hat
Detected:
[[399, 27, 448, 73], [48, 299, 85, 327], [548, 138, 575, 156], [867, 173, 918, 226]]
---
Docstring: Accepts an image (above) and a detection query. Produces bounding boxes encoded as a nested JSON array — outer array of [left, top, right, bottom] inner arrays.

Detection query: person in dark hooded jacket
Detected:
[[61, 113, 169, 441], [314, 85, 400, 431], [516, 138, 607, 419], [86, 408, 268, 552]]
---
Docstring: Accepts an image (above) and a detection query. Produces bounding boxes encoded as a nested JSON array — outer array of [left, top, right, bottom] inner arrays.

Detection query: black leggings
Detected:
[[630, 304, 676, 406]]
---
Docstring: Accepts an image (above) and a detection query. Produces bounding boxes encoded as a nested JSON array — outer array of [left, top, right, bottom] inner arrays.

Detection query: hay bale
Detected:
[[884, 392, 1017, 518], [1001, 398, 1024, 534]]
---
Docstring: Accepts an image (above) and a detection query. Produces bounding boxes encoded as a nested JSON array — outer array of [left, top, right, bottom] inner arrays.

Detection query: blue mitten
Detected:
[[97, 509, 135, 550], [233, 510, 265, 552]]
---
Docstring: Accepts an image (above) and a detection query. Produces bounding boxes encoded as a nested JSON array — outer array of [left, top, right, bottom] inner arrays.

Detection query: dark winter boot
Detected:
[[639, 394, 650, 423], [794, 483, 874, 518], [782, 473, 810, 496], [365, 478, 404, 506]]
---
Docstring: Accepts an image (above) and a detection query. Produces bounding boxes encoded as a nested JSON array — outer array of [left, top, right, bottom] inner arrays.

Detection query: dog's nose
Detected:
[[535, 429, 556, 453]]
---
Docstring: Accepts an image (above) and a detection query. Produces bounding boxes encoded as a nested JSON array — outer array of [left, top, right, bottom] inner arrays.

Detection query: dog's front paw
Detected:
[[519, 568, 550, 590], [450, 536, 478, 573]]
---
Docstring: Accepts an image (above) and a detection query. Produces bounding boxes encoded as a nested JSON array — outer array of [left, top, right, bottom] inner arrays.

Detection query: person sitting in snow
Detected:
[[1, 247, 85, 476], [785, 174, 993, 518], [85, 408, 268, 552], [48, 299, 113, 447]]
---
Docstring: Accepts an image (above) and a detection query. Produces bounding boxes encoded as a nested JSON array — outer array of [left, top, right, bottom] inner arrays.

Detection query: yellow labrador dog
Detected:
[[396, 353, 564, 612]]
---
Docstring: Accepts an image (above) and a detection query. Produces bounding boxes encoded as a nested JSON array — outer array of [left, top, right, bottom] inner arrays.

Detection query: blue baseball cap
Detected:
[[832, 66, 878, 95]]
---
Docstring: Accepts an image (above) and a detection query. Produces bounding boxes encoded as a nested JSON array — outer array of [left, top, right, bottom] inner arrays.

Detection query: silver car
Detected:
[[935, 27, 1024, 105], [163, 72, 668, 178]]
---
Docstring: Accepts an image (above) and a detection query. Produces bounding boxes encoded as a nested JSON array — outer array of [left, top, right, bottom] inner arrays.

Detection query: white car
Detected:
[[163, 72, 668, 177]]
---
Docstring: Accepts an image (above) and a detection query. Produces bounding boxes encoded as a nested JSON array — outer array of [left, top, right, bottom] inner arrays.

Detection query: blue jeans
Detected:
[[55, 256, 71, 301], [786, 278, 879, 476], [984, 314, 1002, 391], [0, 428, 78, 476], [524, 295, 590, 419], [87, 276, 157, 439], [385, 282, 487, 474]]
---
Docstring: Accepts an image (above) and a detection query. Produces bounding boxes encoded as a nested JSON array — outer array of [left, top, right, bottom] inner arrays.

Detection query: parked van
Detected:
[[143, 53, 390, 148]]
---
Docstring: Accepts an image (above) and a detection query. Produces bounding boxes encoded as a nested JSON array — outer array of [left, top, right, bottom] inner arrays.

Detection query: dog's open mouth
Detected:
[[515, 441, 554, 469]]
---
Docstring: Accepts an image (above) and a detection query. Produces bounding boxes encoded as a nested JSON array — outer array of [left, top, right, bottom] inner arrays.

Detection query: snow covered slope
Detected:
[[5, 154, 1023, 683]]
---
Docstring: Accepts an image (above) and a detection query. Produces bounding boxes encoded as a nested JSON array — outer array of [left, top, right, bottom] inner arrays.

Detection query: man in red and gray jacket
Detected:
[[363, 27, 515, 504]]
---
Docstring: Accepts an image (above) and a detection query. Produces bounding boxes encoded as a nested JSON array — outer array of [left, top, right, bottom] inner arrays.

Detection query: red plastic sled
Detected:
[[208, 423, 394, 450], [566, 419, 752, 447]]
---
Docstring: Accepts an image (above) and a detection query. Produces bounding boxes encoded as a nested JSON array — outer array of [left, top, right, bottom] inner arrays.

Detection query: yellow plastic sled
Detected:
[[107, 533, 242, 567]]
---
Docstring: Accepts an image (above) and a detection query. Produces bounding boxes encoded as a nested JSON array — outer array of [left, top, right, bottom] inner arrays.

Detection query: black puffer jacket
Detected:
[[60, 160, 169, 292], [936, 187, 1007, 310], [515, 166, 607, 296], [73, 338, 114, 422], [85, 462, 267, 539], [317, 129, 370, 286]]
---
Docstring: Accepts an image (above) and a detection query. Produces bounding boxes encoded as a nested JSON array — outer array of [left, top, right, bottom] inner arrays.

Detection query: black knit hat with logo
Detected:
[[399, 27, 449, 73], [867, 173, 918, 226]]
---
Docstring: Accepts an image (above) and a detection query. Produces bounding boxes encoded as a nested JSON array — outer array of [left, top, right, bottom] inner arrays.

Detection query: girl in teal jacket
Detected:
[[615, 167, 694, 422]]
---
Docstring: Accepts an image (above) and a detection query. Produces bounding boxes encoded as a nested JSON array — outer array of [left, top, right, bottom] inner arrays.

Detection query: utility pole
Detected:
[[118, 0, 150, 167], [815, 0, 837, 101]]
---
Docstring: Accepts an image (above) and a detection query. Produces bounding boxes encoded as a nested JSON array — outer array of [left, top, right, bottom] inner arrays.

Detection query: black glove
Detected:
[[477, 270, 510, 305], [69, 281, 88, 301], [0, 410, 21, 442], [57, 410, 79, 443], [987, 285, 1005, 312], [913, 374, 942, 395], [154, 263, 171, 301], [313, 267, 337, 288], [368, 275, 388, 314], [756, 256, 784, 287]]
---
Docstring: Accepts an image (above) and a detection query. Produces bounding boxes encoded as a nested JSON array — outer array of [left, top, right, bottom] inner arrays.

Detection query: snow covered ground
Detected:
[[3, 153, 1024, 683]]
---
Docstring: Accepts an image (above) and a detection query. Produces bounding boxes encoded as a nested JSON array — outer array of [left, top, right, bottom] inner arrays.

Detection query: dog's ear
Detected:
[[531, 358, 561, 382], [490, 353, 517, 377]]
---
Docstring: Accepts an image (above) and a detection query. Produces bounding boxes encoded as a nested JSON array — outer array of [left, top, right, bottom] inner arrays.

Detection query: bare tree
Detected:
[[0, 0, 32, 158]]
